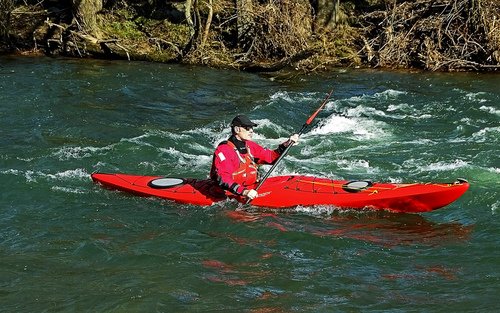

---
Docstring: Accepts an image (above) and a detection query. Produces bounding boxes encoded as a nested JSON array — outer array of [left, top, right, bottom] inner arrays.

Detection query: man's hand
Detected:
[[242, 189, 258, 199], [284, 134, 299, 147], [289, 134, 299, 144]]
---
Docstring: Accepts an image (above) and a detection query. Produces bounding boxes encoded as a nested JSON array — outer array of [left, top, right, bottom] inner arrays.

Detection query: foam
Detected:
[[187, 142, 212, 154], [253, 118, 289, 135], [480, 105, 500, 116], [376, 89, 407, 98], [345, 105, 387, 118], [310, 115, 389, 140], [1, 169, 21, 175], [294, 205, 340, 217], [120, 134, 155, 147], [471, 126, 500, 142], [159, 147, 212, 168], [415, 114, 433, 119], [156, 130, 191, 140], [492, 201, 499, 214], [465, 92, 488, 103], [53, 168, 89, 180], [16, 156, 35, 162], [405, 138, 436, 145], [387, 177, 404, 183], [51, 186, 87, 194], [137, 161, 163, 171], [185, 124, 232, 148], [23, 168, 90, 183], [420, 159, 470, 172], [387, 103, 412, 112], [488, 167, 500, 174], [286, 154, 331, 167], [308, 92, 394, 140], [120, 130, 193, 147], [336, 159, 380, 174], [347, 89, 407, 104], [53, 145, 114, 160], [270, 90, 294, 102], [269, 90, 317, 104]]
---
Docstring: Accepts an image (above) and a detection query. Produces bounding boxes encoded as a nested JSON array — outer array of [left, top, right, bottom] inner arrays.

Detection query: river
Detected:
[[1, 56, 499, 311]]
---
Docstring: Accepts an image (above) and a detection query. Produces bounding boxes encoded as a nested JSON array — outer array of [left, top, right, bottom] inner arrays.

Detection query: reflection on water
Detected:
[[226, 209, 473, 247]]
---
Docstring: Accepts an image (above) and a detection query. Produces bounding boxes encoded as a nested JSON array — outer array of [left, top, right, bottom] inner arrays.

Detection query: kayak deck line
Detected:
[[294, 179, 468, 191]]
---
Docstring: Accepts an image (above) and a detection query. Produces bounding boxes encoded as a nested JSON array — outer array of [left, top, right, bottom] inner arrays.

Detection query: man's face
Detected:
[[235, 126, 254, 141]]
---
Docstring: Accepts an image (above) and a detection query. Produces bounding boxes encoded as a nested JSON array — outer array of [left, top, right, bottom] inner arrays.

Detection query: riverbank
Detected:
[[1, 0, 499, 72]]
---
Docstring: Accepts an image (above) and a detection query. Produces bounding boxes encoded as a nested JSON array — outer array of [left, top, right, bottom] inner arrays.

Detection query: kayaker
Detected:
[[210, 114, 299, 200]]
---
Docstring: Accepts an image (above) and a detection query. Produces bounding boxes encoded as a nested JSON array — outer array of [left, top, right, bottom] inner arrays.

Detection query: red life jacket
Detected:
[[224, 141, 258, 186]]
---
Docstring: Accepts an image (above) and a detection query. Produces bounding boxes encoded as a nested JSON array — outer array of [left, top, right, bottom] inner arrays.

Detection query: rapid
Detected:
[[1, 56, 499, 311]]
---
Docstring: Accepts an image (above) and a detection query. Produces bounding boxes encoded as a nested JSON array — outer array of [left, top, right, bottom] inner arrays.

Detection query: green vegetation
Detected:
[[1, 0, 499, 72], [102, 20, 143, 41]]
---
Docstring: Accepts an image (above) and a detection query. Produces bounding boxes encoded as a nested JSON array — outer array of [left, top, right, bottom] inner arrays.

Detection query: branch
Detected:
[[201, 0, 213, 47], [149, 37, 182, 56], [240, 48, 318, 72]]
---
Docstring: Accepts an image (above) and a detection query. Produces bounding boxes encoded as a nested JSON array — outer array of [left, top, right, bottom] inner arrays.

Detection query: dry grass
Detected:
[[359, 0, 500, 70]]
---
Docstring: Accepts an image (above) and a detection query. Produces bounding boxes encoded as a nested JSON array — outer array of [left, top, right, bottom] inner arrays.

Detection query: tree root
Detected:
[[44, 20, 131, 60]]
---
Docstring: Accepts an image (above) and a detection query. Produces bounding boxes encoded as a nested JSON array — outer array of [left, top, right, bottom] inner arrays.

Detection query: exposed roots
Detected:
[[359, 0, 500, 71]]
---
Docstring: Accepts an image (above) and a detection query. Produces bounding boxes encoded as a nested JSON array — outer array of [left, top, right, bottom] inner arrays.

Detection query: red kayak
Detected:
[[91, 173, 469, 213]]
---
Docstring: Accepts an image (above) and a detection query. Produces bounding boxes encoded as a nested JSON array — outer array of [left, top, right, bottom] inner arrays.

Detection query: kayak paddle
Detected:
[[245, 89, 334, 205]]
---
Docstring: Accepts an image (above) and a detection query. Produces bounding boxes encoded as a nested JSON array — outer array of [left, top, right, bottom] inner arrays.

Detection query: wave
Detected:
[[234, 89, 405, 142], [376, 89, 408, 98], [465, 92, 489, 103], [489, 167, 500, 174], [159, 147, 212, 170], [270, 90, 294, 103], [387, 103, 412, 112], [27, 87, 493, 186], [471, 126, 500, 143], [269, 90, 318, 104], [402, 159, 470, 173], [51, 186, 87, 194], [52, 145, 115, 161], [1, 169, 21, 175], [2, 168, 90, 183], [252, 118, 289, 136], [309, 114, 390, 140], [345, 89, 407, 104], [335, 158, 380, 174], [479, 105, 500, 116], [492, 201, 499, 214], [421, 160, 470, 172], [121, 130, 192, 145]]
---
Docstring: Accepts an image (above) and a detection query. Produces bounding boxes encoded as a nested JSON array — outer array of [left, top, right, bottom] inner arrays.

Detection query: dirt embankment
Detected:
[[1, 0, 499, 72]]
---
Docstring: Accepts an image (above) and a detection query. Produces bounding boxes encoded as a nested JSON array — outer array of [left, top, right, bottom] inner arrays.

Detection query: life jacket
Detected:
[[228, 141, 258, 186], [214, 140, 258, 187]]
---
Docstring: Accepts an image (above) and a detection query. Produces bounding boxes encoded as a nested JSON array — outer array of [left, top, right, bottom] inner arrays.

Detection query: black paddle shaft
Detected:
[[252, 123, 307, 193], [245, 89, 334, 204]]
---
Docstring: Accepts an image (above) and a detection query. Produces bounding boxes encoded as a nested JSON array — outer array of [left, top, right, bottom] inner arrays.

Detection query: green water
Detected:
[[1, 56, 499, 312]]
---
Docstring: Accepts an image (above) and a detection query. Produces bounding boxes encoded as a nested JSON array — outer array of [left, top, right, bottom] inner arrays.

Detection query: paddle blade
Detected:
[[305, 89, 333, 125]]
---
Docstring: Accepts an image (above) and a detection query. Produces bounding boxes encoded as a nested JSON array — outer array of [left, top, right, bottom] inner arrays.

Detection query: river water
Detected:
[[1, 56, 499, 312]]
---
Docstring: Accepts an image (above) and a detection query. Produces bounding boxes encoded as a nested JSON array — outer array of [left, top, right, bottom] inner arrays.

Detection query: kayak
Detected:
[[91, 172, 469, 213]]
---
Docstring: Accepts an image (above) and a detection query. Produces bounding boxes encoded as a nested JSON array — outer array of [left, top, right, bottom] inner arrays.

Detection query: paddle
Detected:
[[245, 89, 334, 205]]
